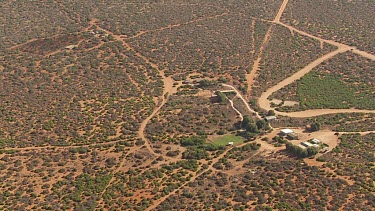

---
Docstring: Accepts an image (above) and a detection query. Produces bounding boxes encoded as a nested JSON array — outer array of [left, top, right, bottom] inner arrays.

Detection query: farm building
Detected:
[[265, 116, 277, 122], [65, 45, 77, 50], [227, 142, 234, 146], [301, 142, 319, 148], [301, 142, 314, 147], [298, 144, 306, 149], [280, 129, 294, 135], [310, 138, 321, 144]]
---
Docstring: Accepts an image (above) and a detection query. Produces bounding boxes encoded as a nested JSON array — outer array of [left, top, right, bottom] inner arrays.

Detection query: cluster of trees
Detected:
[[237, 115, 270, 139], [309, 122, 321, 132], [180, 135, 207, 147], [214, 91, 228, 103], [285, 142, 318, 158], [182, 148, 209, 160]]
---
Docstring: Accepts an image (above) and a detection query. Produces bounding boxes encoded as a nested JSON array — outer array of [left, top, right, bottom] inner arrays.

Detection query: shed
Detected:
[[298, 144, 306, 149], [280, 129, 294, 135], [310, 138, 321, 144], [265, 116, 277, 122], [301, 142, 314, 147], [227, 142, 234, 146], [65, 45, 77, 50]]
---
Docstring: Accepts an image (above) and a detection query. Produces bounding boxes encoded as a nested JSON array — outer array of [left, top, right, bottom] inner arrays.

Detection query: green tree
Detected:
[[310, 122, 321, 132]]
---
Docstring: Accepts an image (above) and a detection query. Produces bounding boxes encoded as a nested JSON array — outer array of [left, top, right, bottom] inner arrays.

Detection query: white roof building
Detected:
[[301, 142, 314, 147], [311, 138, 321, 144], [280, 129, 294, 135], [265, 116, 277, 121]]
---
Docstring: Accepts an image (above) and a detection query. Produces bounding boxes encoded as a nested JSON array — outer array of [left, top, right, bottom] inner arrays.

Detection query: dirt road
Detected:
[[274, 0, 289, 23], [228, 97, 244, 121], [222, 84, 261, 119]]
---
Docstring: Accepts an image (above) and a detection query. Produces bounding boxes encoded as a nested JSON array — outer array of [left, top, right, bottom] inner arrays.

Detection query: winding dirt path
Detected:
[[222, 84, 261, 119], [228, 97, 244, 121], [125, 12, 230, 40]]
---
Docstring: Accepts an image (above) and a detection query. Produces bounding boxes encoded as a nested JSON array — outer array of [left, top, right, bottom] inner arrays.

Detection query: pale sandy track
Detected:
[[222, 84, 261, 119], [274, 0, 289, 23], [250, 0, 375, 118], [277, 109, 375, 118], [228, 97, 244, 121]]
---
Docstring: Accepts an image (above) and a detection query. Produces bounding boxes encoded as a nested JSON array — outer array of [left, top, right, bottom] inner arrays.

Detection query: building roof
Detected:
[[265, 116, 277, 121], [281, 129, 294, 134], [301, 142, 314, 147], [311, 138, 321, 144], [65, 45, 77, 50]]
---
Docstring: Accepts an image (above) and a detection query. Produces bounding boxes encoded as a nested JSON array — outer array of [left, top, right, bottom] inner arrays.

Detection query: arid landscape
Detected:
[[0, 0, 374, 210]]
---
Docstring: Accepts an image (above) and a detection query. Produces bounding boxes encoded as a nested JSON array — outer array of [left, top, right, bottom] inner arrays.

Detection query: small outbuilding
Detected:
[[280, 129, 294, 135], [310, 138, 321, 144], [301, 142, 314, 147], [227, 142, 234, 146], [65, 45, 77, 50], [265, 116, 277, 122]]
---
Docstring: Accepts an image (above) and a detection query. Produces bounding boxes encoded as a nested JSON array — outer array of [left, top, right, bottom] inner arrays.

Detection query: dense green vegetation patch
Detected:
[[297, 72, 375, 109]]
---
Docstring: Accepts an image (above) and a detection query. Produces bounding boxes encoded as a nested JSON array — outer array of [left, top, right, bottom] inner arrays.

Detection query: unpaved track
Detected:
[[228, 97, 244, 121], [258, 46, 351, 110], [278, 109, 375, 118], [125, 12, 230, 40], [250, 0, 375, 118], [274, 0, 289, 23], [222, 84, 261, 119]]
